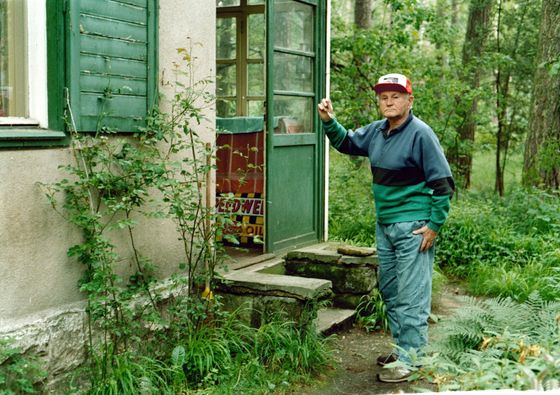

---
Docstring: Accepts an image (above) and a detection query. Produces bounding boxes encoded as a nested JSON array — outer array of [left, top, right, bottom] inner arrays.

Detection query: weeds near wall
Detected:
[[40, 45, 226, 391], [0, 339, 46, 394]]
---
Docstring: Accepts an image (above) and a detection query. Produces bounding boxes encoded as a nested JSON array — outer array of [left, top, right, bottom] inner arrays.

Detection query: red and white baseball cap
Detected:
[[373, 73, 412, 94]]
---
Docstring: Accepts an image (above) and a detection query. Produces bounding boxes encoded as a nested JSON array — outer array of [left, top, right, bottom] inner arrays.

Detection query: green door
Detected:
[[265, 0, 326, 252]]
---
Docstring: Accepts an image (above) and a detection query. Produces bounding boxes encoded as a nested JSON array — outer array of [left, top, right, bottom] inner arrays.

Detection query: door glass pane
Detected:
[[217, 17, 236, 59], [247, 13, 264, 60], [274, 0, 314, 52], [216, 0, 240, 7], [217, 99, 237, 118], [248, 100, 264, 117], [0, 0, 26, 117], [247, 62, 264, 96], [274, 53, 313, 93], [273, 96, 313, 134], [217, 63, 237, 96]]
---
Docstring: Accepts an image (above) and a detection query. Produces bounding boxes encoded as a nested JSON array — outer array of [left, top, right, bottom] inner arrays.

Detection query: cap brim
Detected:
[[373, 83, 409, 94]]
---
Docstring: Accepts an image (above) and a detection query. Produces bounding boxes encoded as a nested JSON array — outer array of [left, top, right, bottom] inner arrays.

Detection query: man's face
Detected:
[[378, 91, 413, 121]]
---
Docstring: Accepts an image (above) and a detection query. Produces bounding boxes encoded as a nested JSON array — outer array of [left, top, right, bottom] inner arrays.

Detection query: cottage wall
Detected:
[[0, 1, 215, 327]]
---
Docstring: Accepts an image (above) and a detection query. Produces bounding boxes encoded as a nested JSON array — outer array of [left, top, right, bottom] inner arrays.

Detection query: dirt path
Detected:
[[288, 284, 466, 395]]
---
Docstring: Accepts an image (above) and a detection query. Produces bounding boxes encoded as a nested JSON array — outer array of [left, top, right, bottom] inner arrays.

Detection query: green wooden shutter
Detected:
[[66, 0, 157, 132]]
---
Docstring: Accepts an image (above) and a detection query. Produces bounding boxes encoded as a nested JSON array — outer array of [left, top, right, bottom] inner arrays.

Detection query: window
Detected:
[[217, 0, 265, 117], [0, 0, 26, 119], [0, 0, 66, 147]]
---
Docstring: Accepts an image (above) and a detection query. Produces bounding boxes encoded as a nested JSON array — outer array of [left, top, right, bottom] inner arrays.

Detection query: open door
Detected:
[[265, 0, 326, 252]]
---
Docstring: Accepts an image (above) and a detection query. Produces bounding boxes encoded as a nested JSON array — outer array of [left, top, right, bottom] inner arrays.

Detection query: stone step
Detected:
[[218, 270, 332, 301], [315, 307, 356, 335]]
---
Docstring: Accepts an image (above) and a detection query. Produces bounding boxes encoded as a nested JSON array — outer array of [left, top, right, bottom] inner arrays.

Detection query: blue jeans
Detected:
[[376, 220, 434, 365]]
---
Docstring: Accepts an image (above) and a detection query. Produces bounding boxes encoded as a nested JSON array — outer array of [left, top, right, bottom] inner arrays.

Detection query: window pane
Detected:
[[274, 0, 314, 52], [248, 100, 264, 117], [274, 53, 313, 93], [247, 0, 264, 4], [247, 63, 264, 96], [273, 96, 313, 134], [217, 17, 236, 60], [217, 63, 237, 96], [247, 13, 264, 60], [217, 0, 240, 7], [217, 99, 237, 118], [0, 0, 26, 117]]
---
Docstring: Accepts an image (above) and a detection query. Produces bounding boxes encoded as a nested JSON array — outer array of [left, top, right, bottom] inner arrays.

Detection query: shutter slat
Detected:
[[80, 0, 147, 25], [80, 116, 145, 132], [81, 93, 147, 117], [80, 54, 147, 79], [80, 74, 147, 96], [80, 35, 147, 61], [81, 14, 147, 43], [117, 0, 148, 8]]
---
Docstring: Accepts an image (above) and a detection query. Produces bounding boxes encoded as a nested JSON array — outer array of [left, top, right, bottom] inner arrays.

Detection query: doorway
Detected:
[[216, 0, 326, 263]]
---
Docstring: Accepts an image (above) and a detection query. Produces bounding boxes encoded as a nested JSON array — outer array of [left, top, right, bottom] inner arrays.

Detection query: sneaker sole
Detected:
[[376, 372, 412, 383]]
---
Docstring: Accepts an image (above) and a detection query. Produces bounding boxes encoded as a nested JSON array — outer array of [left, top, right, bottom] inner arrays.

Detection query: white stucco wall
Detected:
[[0, 1, 215, 324]]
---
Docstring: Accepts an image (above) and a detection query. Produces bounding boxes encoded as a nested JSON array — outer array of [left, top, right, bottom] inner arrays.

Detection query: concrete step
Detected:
[[315, 307, 356, 335]]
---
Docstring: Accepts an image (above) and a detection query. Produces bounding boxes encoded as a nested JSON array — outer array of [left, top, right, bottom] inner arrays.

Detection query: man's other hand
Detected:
[[317, 98, 335, 122], [412, 225, 437, 252]]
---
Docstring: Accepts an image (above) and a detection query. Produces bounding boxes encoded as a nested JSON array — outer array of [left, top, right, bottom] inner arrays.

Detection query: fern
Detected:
[[421, 293, 560, 391]]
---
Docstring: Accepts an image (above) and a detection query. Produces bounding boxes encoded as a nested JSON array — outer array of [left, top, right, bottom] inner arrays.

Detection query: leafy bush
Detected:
[[0, 339, 46, 394]]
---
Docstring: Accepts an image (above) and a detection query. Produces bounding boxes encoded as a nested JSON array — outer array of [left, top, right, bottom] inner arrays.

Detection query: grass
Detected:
[[469, 149, 523, 194]]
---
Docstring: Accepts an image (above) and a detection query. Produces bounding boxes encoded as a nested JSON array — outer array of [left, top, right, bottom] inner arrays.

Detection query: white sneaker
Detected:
[[376, 366, 412, 383]]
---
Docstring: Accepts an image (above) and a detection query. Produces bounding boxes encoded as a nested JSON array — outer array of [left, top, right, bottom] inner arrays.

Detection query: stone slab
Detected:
[[337, 245, 376, 257], [285, 248, 342, 264], [218, 271, 332, 300], [339, 255, 379, 266], [315, 307, 356, 335]]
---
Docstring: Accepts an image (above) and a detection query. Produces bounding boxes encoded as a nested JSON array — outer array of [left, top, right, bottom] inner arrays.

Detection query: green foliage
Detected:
[[0, 339, 46, 394], [437, 188, 560, 301], [355, 289, 389, 332], [328, 148, 375, 246], [419, 294, 560, 391]]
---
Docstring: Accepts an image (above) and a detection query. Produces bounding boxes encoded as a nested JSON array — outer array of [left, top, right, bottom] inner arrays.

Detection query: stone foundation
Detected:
[[284, 245, 378, 309]]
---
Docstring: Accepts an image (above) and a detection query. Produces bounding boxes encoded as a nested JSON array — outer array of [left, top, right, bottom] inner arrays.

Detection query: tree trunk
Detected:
[[354, 0, 373, 29], [523, 0, 560, 189], [450, 0, 494, 190]]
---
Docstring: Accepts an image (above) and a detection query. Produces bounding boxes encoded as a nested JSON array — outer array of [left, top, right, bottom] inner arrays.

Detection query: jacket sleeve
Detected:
[[322, 118, 372, 157], [418, 130, 455, 232]]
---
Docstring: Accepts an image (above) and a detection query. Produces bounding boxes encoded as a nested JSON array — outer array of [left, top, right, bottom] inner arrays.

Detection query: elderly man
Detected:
[[318, 73, 454, 383]]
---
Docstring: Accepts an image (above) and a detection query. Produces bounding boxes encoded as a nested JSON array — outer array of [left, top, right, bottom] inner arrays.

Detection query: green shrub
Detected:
[[0, 339, 46, 394]]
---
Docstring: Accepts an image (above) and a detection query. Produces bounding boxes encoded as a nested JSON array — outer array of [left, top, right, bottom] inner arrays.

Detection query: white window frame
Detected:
[[0, 0, 48, 128]]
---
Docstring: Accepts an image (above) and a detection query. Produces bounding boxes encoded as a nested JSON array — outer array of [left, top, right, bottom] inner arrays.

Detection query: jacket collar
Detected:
[[381, 112, 414, 138]]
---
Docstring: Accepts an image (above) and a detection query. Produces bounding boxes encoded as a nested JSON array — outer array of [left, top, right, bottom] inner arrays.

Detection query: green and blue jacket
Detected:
[[323, 113, 454, 232]]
